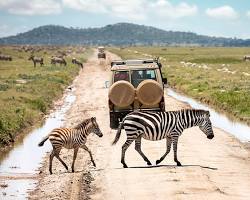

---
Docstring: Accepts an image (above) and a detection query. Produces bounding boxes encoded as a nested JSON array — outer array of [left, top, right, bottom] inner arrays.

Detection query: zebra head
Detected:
[[199, 111, 214, 139], [91, 117, 103, 137], [28, 55, 34, 60]]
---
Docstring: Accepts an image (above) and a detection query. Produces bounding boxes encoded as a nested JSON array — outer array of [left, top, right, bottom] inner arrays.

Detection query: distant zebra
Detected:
[[72, 58, 83, 69], [38, 117, 103, 174], [28, 55, 44, 67], [112, 109, 214, 168], [51, 56, 67, 66], [243, 55, 250, 61], [0, 54, 12, 61]]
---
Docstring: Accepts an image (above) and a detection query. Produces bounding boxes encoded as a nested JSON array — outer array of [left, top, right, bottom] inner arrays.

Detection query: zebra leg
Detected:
[[172, 136, 182, 166], [49, 150, 55, 174], [71, 147, 79, 172], [121, 139, 133, 168], [82, 145, 96, 167], [156, 136, 172, 165], [55, 153, 68, 171], [135, 137, 152, 166]]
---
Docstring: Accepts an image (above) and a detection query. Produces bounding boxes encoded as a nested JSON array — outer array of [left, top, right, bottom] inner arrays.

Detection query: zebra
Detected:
[[51, 56, 67, 66], [0, 54, 12, 61], [243, 55, 250, 61], [28, 55, 44, 67], [72, 58, 83, 69], [38, 117, 103, 174], [112, 109, 214, 168]]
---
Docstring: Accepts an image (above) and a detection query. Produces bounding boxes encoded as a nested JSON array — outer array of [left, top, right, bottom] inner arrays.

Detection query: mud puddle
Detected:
[[0, 90, 76, 199]]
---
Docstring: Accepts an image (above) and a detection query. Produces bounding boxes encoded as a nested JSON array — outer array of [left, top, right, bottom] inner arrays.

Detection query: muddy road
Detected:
[[29, 51, 250, 200]]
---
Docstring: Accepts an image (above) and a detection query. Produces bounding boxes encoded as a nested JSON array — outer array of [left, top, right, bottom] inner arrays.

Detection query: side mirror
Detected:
[[105, 81, 110, 88], [162, 78, 167, 84]]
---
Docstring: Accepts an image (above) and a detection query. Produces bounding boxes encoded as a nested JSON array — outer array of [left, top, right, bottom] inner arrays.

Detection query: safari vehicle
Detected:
[[108, 58, 167, 128], [97, 46, 106, 59]]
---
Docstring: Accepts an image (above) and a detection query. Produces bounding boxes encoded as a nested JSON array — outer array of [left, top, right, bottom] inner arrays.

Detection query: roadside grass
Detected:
[[0, 46, 92, 147], [109, 47, 250, 125]]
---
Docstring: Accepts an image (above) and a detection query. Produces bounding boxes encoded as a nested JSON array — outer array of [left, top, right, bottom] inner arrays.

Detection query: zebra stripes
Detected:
[[112, 109, 214, 168], [38, 117, 103, 174]]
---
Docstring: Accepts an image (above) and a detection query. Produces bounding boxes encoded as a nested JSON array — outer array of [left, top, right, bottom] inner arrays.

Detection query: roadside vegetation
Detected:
[[109, 47, 250, 125], [0, 46, 92, 147]]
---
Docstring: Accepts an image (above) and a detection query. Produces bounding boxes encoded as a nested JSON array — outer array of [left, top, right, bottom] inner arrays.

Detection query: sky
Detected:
[[0, 0, 250, 39]]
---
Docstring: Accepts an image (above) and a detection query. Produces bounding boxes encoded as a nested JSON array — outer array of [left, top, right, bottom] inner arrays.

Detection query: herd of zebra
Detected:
[[28, 55, 83, 68], [0, 53, 83, 68], [38, 109, 214, 174]]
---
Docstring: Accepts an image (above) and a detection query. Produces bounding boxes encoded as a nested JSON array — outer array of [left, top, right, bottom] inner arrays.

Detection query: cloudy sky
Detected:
[[0, 0, 250, 38]]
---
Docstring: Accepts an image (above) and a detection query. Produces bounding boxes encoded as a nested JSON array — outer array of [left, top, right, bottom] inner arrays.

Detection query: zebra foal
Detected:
[[112, 109, 214, 168], [38, 117, 103, 174]]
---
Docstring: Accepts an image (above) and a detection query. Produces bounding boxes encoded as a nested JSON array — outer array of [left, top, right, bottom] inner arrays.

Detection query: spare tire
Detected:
[[136, 80, 163, 106], [109, 81, 135, 107]]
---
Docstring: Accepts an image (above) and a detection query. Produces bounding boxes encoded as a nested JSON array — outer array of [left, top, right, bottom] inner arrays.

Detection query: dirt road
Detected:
[[29, 51, 250, 200]]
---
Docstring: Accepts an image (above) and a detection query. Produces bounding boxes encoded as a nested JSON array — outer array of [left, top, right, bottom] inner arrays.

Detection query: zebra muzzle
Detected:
[[207, 134, 214, 139]]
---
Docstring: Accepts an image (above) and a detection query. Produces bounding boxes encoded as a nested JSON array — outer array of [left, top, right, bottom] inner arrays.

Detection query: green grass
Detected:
[[109, 47, 250, 125], [0, 46, 92, 147]]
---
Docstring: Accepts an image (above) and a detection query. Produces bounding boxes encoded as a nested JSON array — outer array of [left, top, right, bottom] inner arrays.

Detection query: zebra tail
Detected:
[[38, 135, 49, 147], [112, 117, 126, 145]]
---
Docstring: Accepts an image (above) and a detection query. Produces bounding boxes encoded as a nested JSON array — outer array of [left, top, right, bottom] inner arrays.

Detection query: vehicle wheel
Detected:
[[136, 80, 163, 106], [110, 113, 119, 129], [109, 81, 135, 107]]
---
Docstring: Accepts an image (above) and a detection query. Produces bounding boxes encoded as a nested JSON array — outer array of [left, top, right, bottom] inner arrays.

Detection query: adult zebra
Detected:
[[28, 55, 44, 67], [112, 109, 214, 168], [38, 117, 103, 174]]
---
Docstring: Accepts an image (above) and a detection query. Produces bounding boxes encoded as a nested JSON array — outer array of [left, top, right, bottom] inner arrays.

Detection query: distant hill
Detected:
[[0, 23, 250, 46]]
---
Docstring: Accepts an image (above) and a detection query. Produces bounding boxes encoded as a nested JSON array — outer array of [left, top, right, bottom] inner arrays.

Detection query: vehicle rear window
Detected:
[[131, 69, 156, 87], [114, 71, 129, 82]]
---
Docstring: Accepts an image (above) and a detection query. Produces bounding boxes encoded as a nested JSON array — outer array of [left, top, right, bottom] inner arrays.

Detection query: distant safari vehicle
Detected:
[[97, 46, 106, 59], [108, 58, 167, 128]]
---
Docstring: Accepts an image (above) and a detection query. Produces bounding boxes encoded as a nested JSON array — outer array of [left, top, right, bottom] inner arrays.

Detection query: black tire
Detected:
[[110, 113, 119, 129]]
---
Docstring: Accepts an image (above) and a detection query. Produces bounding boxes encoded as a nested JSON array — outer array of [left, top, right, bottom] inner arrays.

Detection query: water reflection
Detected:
[[0, 92, 76, 199]]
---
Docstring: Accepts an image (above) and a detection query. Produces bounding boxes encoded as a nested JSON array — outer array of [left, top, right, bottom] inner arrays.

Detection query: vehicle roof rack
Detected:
[[111, 59, 157, 67]]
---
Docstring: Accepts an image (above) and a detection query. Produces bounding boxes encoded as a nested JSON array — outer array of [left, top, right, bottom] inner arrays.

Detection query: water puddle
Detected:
[[0, 91, 76, 199], [167, 88, 250, 142]]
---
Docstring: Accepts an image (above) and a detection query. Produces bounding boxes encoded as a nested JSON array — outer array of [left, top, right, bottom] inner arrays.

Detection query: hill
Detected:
[[0, 23, 250, 46]]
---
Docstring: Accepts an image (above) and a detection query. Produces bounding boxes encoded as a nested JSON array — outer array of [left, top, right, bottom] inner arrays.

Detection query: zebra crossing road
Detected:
[[30, 50, 250, 200]]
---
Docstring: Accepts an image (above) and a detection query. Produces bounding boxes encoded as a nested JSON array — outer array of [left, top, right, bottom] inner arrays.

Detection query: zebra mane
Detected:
[[180, 109, 210, 117], [74, 118, 92, 129]]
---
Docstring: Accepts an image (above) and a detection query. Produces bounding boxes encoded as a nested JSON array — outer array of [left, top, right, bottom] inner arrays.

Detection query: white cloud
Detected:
[[62, 0, 198, 21], [246, 10, 250, 18], [149, 0, 198, 19], [206, 5, 238, 20], [0, 0, 61, 15]]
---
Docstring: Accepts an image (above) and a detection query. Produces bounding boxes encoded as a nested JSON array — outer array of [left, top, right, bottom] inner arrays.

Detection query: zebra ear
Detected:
[[91, 117, 96, 121]]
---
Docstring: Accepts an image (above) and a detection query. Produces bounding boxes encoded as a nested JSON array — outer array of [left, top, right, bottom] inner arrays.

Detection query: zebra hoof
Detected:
[[177, 162, 182, 166], [93, 163, 96, 167], [123, 164, 128, 168], [156, 160, 161, 165], [147, 162, 152, 166]]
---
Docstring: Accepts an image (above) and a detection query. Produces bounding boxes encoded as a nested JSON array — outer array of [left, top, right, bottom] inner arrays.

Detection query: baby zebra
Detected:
[[72, 58, 83, 69], [38, 117, 103, 174], [28, 55, 44, 67], [112, 109, 214, 168]]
